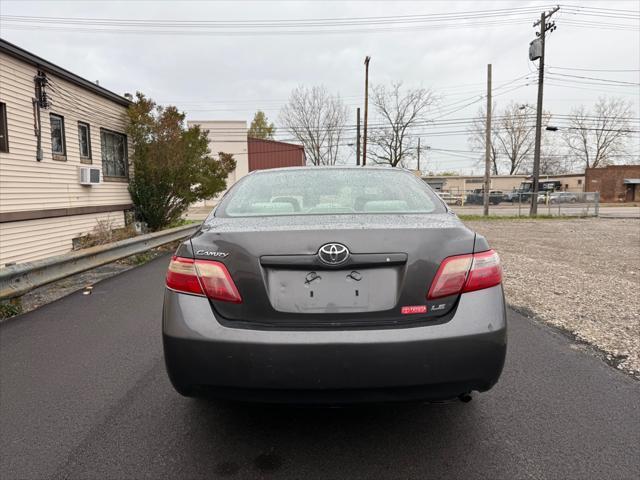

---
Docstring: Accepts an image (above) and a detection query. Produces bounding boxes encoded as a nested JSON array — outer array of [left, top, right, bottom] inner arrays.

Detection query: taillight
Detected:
[[194, 259, 243, 304], [427, 249, 502, 299], [166, 257, 204, 296], [464, 250, 502, 294], [166, 256, 242, 303]]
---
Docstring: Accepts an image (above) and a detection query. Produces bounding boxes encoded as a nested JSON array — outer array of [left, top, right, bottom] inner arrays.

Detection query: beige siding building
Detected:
[[423, 175, 528, 193], [186, 120, 248, 207], [0, 39, 132, 266], [423, 173, 585, 193]]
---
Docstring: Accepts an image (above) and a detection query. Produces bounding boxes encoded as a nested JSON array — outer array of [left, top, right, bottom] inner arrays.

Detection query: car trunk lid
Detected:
[[190, 213, 476, 328]]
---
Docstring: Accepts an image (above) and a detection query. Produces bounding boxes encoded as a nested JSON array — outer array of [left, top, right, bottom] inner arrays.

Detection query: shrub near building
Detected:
[[127, 93, 235, 231]]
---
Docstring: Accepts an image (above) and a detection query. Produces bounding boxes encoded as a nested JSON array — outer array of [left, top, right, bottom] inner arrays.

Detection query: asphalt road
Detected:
[[1, 254, 639, 480]]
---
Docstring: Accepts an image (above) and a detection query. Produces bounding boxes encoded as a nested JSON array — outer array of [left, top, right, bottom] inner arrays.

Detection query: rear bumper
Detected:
[[162, 286, 507, 403]]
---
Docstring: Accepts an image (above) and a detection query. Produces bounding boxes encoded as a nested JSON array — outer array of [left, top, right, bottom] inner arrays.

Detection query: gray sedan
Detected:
[[163, 167, 506, 404]]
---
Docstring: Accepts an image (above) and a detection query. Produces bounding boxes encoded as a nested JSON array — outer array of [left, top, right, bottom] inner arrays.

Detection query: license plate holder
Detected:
[[266, 268, 398, 313]]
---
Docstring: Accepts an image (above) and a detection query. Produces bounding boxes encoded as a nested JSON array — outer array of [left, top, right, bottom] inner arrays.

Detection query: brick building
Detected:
[[248, 137, 305, 172], [585, 165, 640, 202]]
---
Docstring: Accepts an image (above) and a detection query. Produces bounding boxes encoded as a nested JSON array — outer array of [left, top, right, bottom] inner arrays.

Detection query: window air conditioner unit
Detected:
[[79, 166, 101, 186]]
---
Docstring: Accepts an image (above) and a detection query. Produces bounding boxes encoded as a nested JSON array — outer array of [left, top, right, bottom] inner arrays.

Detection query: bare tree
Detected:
[[495, 102, 555, 175], [369, 83, 436, 167], [469, 102, 551, 175], [563, 97, 634, 169], [279, 86, 347, 166], [467, 103, 499, 175], [540, 133, 572, 175]]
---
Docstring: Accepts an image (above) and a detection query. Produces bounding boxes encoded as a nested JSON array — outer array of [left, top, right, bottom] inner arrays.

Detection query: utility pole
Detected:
[[530, 5, 559, 215], [356, 107, 361, 165], [417, 137, 421, 172], [483, 63, 492, 216], [362, 56, 371, 166]]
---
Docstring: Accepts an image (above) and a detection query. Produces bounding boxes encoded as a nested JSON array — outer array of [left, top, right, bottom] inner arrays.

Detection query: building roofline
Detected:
[[423, 174, 528, 179], [585, 164, 640, 171], [0, 38, 131, 107], [248, 136, 304, 149], [524, 173, 585, 179]]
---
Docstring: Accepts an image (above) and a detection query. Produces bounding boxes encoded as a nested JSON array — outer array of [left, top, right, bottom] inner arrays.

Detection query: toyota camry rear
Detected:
[[163, 167, 506, 403]]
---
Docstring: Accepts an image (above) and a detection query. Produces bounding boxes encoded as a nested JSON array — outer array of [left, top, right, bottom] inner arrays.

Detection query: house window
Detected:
[[0, 103, 8, 153], [101, 129, 128, 180], [78, 122, 92, 163], [50, 114, 66, 159], [577, 179, 583, 185]]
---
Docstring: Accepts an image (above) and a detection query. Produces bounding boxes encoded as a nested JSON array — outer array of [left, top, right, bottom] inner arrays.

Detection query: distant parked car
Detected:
[[436, 191, 463, 206], [506, 190, 547, 204], [549, 192, 578, 204], [465, 189, 503, 205]]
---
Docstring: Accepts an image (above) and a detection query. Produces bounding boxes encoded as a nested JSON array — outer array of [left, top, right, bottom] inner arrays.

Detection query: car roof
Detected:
[[249, 166, 414, 175]]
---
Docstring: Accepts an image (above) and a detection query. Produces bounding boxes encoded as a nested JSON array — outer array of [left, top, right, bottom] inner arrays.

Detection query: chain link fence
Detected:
[[436, 190, 600, 217]]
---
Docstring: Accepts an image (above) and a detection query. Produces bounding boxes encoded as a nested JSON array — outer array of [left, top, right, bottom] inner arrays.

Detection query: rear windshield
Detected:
[[216, 168, 445, 217]]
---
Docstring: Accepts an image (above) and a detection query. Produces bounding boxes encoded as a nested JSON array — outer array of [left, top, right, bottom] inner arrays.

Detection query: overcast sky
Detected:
[[1, 0, 638, 173]]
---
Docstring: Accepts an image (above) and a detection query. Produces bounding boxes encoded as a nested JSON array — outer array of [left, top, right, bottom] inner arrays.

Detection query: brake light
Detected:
[[427, 250, 502, 299], [194, 259, 243, 304], [166, 257, 204, 296], [464, 250, 503, 294], [166, 256, 242, 303]]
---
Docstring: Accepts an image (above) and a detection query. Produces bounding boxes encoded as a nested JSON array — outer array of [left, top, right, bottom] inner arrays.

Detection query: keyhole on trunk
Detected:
[[310, 291, 314, 298], [355, 290, 359, 297]]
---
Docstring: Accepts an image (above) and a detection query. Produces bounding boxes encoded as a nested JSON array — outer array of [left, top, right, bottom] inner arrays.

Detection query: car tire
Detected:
[[570, 198, 577, 203]]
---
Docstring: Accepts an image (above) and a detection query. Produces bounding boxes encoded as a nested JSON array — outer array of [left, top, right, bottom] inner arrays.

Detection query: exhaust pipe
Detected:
[[458, 393, 472, 403]]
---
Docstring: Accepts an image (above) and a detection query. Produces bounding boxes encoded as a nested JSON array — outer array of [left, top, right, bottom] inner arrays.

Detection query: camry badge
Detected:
[[196, 250, 229, 258], [318, 243, 350, 265]]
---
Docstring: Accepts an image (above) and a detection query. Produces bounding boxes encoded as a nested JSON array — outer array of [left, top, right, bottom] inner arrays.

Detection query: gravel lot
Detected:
[[465, 218, 640, 377]]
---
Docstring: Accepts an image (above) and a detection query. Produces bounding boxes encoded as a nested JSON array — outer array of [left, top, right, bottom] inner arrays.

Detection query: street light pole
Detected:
[[362, 56, 371, 166], [356, 107, 361, 165], [483, 63, 492, 216]]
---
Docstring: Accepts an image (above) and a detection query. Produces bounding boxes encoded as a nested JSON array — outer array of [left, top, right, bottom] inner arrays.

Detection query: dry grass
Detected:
[[74, 218, 138, 250]]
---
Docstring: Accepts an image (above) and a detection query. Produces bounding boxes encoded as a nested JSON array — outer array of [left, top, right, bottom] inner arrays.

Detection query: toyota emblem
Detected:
[[318, 243, 350, 265]]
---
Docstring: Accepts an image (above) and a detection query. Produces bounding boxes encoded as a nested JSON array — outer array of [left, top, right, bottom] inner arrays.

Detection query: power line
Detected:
[[546, 66, 640, 73], [545, 71, 640, 86]]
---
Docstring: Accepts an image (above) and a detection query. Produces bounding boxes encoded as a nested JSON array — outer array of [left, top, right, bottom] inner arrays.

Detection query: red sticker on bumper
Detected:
[[401, 305, 428, 315]]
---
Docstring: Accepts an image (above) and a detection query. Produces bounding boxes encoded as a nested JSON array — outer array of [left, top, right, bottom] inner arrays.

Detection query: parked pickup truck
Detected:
[[465, 189, 504, 205]]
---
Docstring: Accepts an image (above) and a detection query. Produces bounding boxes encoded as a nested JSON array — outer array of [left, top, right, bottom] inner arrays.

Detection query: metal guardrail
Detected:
[[0, 223, 200, 300]]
